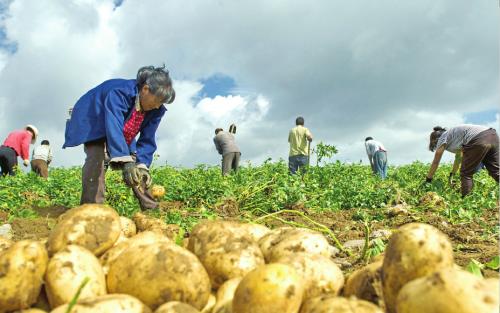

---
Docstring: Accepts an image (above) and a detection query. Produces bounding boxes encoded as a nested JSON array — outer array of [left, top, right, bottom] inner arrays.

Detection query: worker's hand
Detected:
[[448, 172, 456, 186], [138, 167, 152, 188], [23, 159, 29, 167], [122, 162, 140, 187]]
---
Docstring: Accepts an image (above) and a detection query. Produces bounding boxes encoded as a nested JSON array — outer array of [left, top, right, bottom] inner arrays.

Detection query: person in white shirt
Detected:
[[365, 137, 387, 179], [31, 139, 52, 178]]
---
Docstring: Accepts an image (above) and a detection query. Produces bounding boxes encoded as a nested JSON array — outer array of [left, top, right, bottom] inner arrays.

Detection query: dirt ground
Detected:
[[4, 201, 499, 278]]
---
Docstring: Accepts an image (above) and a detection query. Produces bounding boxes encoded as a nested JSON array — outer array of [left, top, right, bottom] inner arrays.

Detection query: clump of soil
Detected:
[[11, 217, 54, 241], [158, 201, 184, 212], [214, 198, 240, 217]]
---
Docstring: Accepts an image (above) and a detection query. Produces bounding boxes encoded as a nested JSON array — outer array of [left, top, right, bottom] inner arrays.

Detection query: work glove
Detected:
[[23, 159, 29, 167], [138, 167, 152, 188], [122, 162, 140, 187]]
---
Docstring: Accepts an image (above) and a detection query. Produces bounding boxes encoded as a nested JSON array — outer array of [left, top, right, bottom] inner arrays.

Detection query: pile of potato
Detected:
[[0, 203, 498, 313]]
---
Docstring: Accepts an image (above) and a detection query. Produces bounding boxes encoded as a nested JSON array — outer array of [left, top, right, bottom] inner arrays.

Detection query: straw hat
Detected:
[[25, 124, 39, 144]]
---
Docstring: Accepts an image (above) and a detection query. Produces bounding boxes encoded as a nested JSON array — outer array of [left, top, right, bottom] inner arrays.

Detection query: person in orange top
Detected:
[[0, 125, 39, 176]]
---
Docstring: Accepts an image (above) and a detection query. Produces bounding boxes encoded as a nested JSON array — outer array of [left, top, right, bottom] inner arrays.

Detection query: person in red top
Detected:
[[0, 125, 39, 176]]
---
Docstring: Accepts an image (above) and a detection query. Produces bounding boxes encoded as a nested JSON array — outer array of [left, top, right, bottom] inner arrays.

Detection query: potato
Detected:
[[119, 216, 137, 238], [47, 204, 121, 256], [107, 242, 211, 310], [133, 212, 179, 240], [382, 223, 454, 313], [212, 278, 241, 313], [258, 227, 331, 262], [200, 294, 216, 313], [232, 263, 304, 313], [343, 260, 383, 305], [100, 231, 170, 274], [49, 294, 151, 313], [396, 267, 499, 313], [188, 220, 265, 288], [154, 301, 200, 313], [0, 236, 13, 252], [45, 245, 106, 308], [12, 309, 47, 313], [300, 295, 384, 313], [151, 185, 166, 199], [274, 253, 344, 300], [0, 240, 48, 312], [237, 223, 271, 242]]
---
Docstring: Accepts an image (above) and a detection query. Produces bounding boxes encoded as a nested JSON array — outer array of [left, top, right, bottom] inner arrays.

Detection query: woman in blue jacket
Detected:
[[64, 66, 175, 209]]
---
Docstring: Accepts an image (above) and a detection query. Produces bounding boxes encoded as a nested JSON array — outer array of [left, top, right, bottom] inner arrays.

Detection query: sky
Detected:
[[0, 0, 497, 169]]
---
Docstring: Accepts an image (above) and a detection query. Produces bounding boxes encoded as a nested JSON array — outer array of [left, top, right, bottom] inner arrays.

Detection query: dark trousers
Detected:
[[31, 159, 49, 178], [461, 128, 499, 196], [289, 154, 309, 174], [81, 140, 158, 209], [222, 152, 241, 176], [0, 146, 17, 176]]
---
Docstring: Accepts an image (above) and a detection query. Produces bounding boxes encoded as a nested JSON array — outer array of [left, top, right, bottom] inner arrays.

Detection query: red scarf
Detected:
[[123, 109, 145, 145]]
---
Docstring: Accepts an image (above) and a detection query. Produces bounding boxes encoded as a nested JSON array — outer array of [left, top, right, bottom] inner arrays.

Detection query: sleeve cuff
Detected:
[[136, 163, 148, 170], [109, 156, 134, 164]]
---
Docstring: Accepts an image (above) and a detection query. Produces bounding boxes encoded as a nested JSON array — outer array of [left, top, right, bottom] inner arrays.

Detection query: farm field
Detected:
[[1, 161, 498, 276]]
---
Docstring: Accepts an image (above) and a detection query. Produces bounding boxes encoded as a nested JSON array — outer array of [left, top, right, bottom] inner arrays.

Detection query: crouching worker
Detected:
[[31, 139, 53, 178], [63, 66, 175, 209], [0, 125, 38, 176]]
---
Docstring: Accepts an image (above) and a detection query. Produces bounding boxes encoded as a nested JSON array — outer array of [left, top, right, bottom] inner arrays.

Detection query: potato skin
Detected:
[[188, 220, 265, 288], [232, 263, 304, 313], [0, 240, 48, 313], [119, 216, 137, 238], [154, 301, 200, 313], [396, 267, 499, 313], [381, 223, 454, 313], [107, 242, 211, 310], [343, 260, 383, 305], [275, 253, 344, 300], [300, 295, 384, 313], [212, 278, 241, 313], [45, 245, 106, 308], [47, 204, 121, 256], [0, 236, 13, 252], [258, 227, 331, 262], [49, 294, 152, 313], [12, 310, 47, 313]]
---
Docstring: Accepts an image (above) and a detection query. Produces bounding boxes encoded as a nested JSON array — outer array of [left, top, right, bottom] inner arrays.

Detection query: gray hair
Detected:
[[137, 65, 175, 104]]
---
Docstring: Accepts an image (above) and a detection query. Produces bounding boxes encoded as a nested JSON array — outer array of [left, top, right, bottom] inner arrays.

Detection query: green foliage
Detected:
[[312, 142, 338, 166], [0, 162, 497, 227]]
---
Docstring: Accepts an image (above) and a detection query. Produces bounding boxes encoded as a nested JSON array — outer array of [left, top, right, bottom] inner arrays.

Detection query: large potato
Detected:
[[99, 231, 170, 274], [343, 260, 383, 305], [396, 267, 499, 313], [0, 236, 13, 252], [47, 204, 121, 256], [0, 240, 48, 312], [258, 227, 331, 262], [133, 212, 179, 240], [232, 263, 304, 313], [12, 309, 47, 313], [275, 253, 344, 300], [237, 223, 271, 242], [50, 294, 151, 313], [300, 295, 384, 313], [45, 245, 106, 308], [188, 220, 265, 288], [200, 294, 216, 313], [107, 242, 211, 310], [154, 301, 200, 313], [382, 223, 454, 313], [212, 278, 241, 313]]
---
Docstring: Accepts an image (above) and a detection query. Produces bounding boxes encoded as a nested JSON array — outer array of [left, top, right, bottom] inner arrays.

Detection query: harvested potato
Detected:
[[154, 301, 200, 313], [237, 223, 271, 242], [258, 227, 331, 262], [275, 253, 344, 300], [200, 294, 216, 313], [343, 260, 383, 305], [0, 236, 13, 252], [188, 220, 265, 288], [151, 185, 166, 200], [12, 309, 47, 313], [47, 204, 121, 256], [119, 216, 137, 238], [232, 263, 304, 313], [212, 278, 241, 313], [300, 295, 384, 313], [382, 223, 454, 313], [133, 212, 179, 239], [0, 240, 48, 312], [50, 294, 151, 313], [100, 231, 170, 274], [396, 267, 499, 313], [45, 245, 106, 308], [107, 242, 211, 310]]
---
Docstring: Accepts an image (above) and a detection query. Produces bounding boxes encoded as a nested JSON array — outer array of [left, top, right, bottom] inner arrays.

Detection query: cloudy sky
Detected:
[[0, 0, 497, 169]]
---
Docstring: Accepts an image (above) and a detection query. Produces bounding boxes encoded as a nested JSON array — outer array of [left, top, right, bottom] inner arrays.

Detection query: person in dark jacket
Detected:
[[63, 66, 175, 209]]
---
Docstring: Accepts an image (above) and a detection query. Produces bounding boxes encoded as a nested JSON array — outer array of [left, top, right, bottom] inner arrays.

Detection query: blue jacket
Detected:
[[63, 79, 166, 167]]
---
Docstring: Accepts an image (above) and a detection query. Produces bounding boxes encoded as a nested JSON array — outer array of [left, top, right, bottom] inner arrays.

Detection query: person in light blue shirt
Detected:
[[365, 137, 387, 179]]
